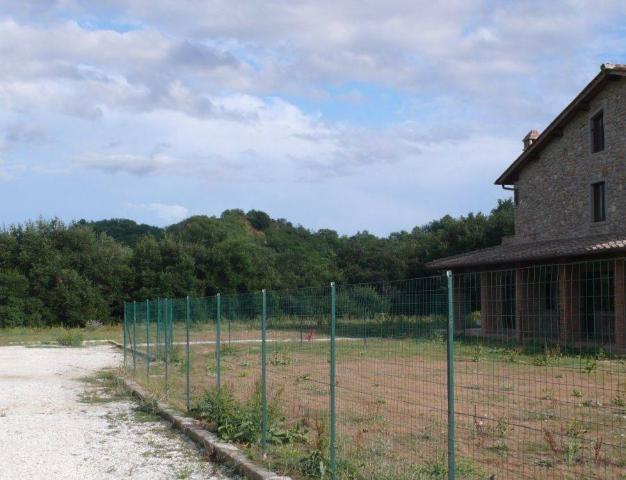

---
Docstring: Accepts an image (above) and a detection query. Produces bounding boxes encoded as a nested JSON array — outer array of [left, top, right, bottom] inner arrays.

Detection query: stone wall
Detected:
[[513, 78, 626, 242]]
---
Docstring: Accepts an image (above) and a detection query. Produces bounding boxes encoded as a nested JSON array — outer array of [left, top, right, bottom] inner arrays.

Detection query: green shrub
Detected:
[[191, 384, 304, 446], [56, 329, 84, 347]]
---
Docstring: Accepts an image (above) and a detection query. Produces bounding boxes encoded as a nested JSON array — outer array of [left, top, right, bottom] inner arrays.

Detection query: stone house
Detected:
[[428, 64, 626, 351]]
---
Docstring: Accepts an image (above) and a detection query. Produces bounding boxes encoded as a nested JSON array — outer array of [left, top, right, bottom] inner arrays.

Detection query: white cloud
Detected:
[[76, 152, 177, 175], [126, 202, 189, 223], [1, 1, 626, 233], [0, 160, 10, 180]]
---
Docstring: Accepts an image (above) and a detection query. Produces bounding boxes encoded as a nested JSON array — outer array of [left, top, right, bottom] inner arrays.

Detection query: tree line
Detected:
[[0, 200, 513, 327]]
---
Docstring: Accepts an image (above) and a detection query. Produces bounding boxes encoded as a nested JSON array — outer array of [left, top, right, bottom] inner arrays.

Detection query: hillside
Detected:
[[0, 201, 513, 326]]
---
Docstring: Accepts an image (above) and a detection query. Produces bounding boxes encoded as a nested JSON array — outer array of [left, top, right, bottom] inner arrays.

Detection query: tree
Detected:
[[0, 199, 514, 326]]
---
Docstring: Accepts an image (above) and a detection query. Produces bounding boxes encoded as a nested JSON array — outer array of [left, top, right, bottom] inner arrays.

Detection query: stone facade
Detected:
[[429, 67, 626, 350], [513, 78, 626, 243]]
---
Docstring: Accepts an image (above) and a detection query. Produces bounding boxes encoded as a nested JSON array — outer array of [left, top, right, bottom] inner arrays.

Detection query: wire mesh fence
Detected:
[[123, 258, 626, 479]]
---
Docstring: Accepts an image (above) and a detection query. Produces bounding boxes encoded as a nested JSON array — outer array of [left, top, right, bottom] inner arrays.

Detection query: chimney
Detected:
[[523, 130, 539, 151]]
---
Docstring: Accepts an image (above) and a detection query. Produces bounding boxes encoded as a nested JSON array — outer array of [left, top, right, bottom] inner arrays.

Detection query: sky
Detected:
[[1, 1, 626, 235]]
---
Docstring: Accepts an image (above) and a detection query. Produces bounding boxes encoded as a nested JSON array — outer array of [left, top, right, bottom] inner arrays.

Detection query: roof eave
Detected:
[[495, 67, 626, 186]]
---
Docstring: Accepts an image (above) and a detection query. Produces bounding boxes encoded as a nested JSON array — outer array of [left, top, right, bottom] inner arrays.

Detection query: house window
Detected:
[[514, 188, 520, 206], [591, 110, 605, 153], [592, 181, 606, 222]]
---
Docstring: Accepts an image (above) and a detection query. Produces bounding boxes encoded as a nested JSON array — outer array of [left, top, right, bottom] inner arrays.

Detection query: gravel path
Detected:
[[0, 345, 238, 480]]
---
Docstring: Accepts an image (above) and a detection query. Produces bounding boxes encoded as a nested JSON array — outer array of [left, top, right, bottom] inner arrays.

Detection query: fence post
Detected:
[[123, 302, 127, 370], [164, 298, 169, 394], [446, 271, 456, 480], [186, 295, 191, 412], [169, 299, 174, 352], [261, 289, 268, 455], [156, 298, 161, 361], [216, 293, 221, 396], [132, 300, 137, 374], [329, 282, 337, 479], [146, 300, 150, 379]]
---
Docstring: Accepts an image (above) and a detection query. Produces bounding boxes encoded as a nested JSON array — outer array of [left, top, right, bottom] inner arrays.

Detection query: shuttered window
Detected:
[[592, 181, 606, 222], [591, 110, 605, 153]]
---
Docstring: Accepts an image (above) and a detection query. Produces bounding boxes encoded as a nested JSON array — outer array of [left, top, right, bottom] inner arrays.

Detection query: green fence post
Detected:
[[216, 293, 221, 396], [164, 298, 169, 394], [169, 299, 174, 352], [146, 300, 150, 379], [123, 302, 127, 370], [330, 282, 337, 479], [132, 300, 137, 374], [446, 271, 456, 480], [261, 289, 268, 455], [156, 298, 161, 361], [186, 295, 191, 412]]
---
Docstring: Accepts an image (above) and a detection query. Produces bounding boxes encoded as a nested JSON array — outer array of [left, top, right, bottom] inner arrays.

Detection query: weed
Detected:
[[298, 418, 330, 478], [220, 345, 239, 356], [583, 357, 597, 374], [269, 349, 292, 367], [533, 342, 561, 367], [168, 346, 183, 365], [594, 437, 604, 462], [134, 398, 161, 423], [544, 429, 559, 454], [295, 373, 312, 383], [506, 348, 520, 363], [488, 441, 509, 457], [471, 344, 484, 363], [612, 382, 626, 407], [572, 389, 583, 398], [565, 419, 587, 438], [191, 383, 304, 446], [536, 459, 554, 469], [56, 329, 84, 347], [565, 440, 581, 465], [409, 456, 484, 480], [473, 405, 486, 438], [176, 466, 192, 479], [429, 329, 444, 343], [494, 417, 509, 438]]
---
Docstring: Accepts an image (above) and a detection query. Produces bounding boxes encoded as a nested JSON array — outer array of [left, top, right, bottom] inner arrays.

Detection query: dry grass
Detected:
[[129, 322, 626, 479], [0, 325, 122, 346]]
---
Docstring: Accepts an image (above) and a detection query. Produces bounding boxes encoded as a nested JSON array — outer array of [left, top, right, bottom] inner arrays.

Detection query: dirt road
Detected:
[[0, 345, 237, 480]]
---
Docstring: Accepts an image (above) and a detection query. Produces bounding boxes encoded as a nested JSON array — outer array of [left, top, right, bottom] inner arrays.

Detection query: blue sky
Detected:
[[1, 1, 626, 235]]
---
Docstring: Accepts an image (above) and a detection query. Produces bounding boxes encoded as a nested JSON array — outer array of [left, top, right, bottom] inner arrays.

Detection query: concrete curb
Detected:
[[107, 340, 291, 480]]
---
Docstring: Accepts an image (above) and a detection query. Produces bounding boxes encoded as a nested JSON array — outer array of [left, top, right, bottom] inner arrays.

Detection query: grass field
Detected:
[[126, 320, 626, 480], [0, 325, 121, 346]]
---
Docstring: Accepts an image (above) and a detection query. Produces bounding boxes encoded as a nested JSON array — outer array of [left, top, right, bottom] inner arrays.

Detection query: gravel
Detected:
[[0, 345, 238, 480]]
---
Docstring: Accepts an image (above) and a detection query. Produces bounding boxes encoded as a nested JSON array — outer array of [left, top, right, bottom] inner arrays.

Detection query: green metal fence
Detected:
[[123, 258, 626, 479]]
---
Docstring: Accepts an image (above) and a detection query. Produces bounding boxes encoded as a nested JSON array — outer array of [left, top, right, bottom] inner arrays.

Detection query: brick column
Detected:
[[480, 272, 494, 334], [558, 264, 573, 345], [515, 268, 526, 342], [453, 274, 466, 334], [614, 259, 625, 349]]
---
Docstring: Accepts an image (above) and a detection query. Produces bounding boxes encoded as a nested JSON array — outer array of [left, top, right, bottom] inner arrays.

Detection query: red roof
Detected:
[[426, 234, 626, 270]]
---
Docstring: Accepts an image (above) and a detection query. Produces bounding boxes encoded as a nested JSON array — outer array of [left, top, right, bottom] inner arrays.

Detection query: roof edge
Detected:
[[495, 64, 626, 186]]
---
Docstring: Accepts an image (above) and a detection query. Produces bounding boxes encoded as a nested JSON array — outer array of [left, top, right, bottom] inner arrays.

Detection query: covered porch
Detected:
[[452, 259, 626, 351]]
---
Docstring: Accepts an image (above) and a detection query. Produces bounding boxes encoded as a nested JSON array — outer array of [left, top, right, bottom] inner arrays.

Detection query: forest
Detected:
[[0, 200, 513, 327]]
